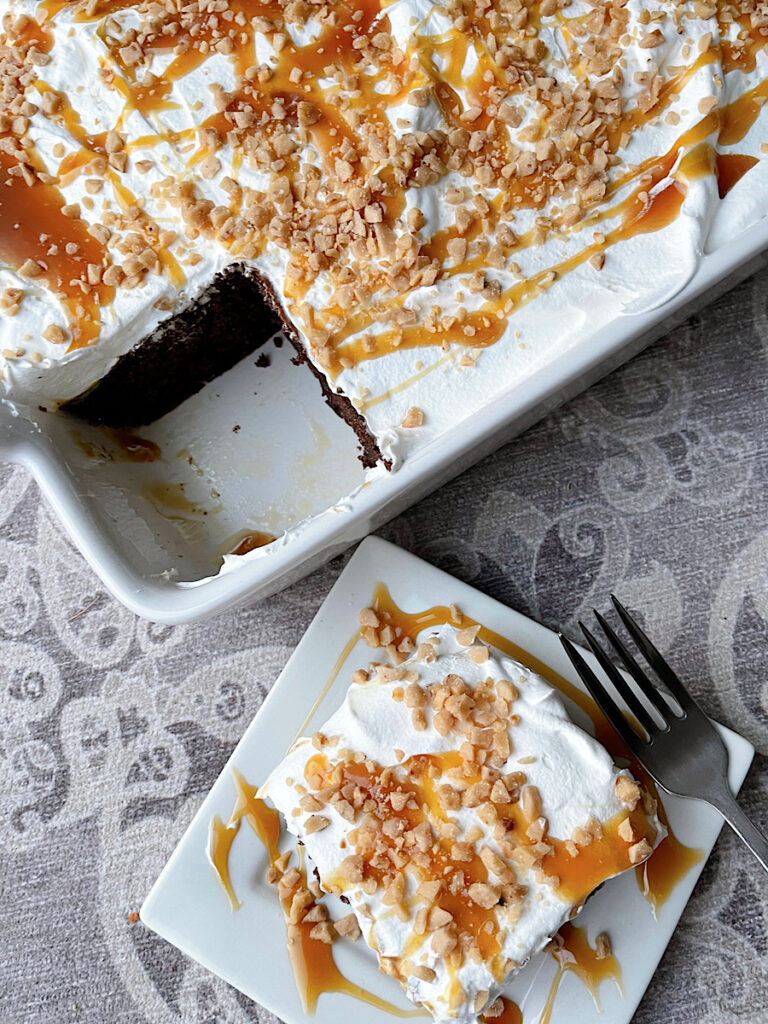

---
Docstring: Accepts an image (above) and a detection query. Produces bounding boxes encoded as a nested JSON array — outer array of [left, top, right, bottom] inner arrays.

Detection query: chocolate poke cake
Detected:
[[1, 0, 767, 471]]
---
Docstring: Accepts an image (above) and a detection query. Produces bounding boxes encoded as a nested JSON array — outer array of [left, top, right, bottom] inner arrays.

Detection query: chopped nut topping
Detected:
[[629, 838, 653, 864], [468, 882, 500, 909], [412, 708, 427, 731], [429, 906, 453, 929], [474, 990, 490, 1012], [359, 607, 380, 628], [595, 932, 612, 959], [412, 964, 436, 982], [309, 921, 336, 944], [615, 775, 641, 810], [334, 913, 362, 941], [405, 683, 426, 707], [304, 815, 331, 834], [431, 927, 458, 956], [401, 406, 425, 429], [484, 997, 505, 1019], [456, 625, 481, 646], [617, 817, 635, 842], [19, 259, 43, 278], [41, 324, 68, 344], [521, 785, 542, 820]]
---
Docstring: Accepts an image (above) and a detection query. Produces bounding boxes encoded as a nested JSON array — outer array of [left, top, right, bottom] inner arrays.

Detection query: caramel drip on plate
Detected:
[[483, 997, 523, 1024], [539, 922, 622, 1024], [208, 767, 423, 1017], [369, 583, 702, 912], [209, 815, 242, 911], [636, 829, 704, 915], [293, 629, 362, 743], [74, 428, 161, 463]]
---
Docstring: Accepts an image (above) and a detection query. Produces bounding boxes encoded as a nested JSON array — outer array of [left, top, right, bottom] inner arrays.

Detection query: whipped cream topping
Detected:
[[0, 0, 767, 475], [261, 622, 664, 1024]]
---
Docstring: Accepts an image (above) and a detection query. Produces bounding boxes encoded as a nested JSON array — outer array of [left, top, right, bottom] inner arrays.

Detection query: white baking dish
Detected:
[[2, 217, 767, 624]]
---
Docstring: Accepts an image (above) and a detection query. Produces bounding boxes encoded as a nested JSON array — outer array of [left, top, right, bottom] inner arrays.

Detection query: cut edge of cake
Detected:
[[63, 265, 387, 469]]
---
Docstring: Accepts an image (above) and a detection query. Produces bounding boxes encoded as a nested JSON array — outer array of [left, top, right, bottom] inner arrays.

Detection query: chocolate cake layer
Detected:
[[65, 264, 385, 468], [65, 264, 281, 428]]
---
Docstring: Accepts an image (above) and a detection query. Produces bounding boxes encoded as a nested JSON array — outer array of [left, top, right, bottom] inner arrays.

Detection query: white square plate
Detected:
[[141, 536, 755, 1023]]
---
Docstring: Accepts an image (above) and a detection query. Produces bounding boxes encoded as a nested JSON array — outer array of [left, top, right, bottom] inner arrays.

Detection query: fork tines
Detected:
[[559, 595, 700, 751]]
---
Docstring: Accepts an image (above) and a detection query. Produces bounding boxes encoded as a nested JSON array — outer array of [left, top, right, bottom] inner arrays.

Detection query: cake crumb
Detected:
[[334, 913, 361, 941]]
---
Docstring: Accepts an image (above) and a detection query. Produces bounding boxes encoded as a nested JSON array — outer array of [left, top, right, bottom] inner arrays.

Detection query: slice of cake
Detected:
[[260, 619, 663, 1023]]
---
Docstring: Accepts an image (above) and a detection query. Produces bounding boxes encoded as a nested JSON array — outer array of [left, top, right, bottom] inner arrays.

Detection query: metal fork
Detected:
[[559, 596, 768, 873]]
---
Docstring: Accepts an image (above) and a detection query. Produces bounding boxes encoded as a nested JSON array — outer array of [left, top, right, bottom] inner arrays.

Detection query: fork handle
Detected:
[[710, 790, 768, 874]]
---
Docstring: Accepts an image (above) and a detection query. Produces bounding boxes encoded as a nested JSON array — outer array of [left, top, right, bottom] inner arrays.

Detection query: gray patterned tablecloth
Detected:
[[2, 267, 768, 1024]]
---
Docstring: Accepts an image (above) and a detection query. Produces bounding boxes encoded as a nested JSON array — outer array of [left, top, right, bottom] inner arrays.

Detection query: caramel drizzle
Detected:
[[109, 429, 161, 461], [539, 923, 622, 1024], [483, 997, 523, 1024], [717, 0, 768, 73], [0, 16, 114, 347], [4, 1, 766, 359], [0, 149, 114, 348], [300, 741, 655, 1017], [367, 583, 702, 910], [715, 152, 759, 198], [306, 750, 508, 976], [208, 767, 423, 1018]]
